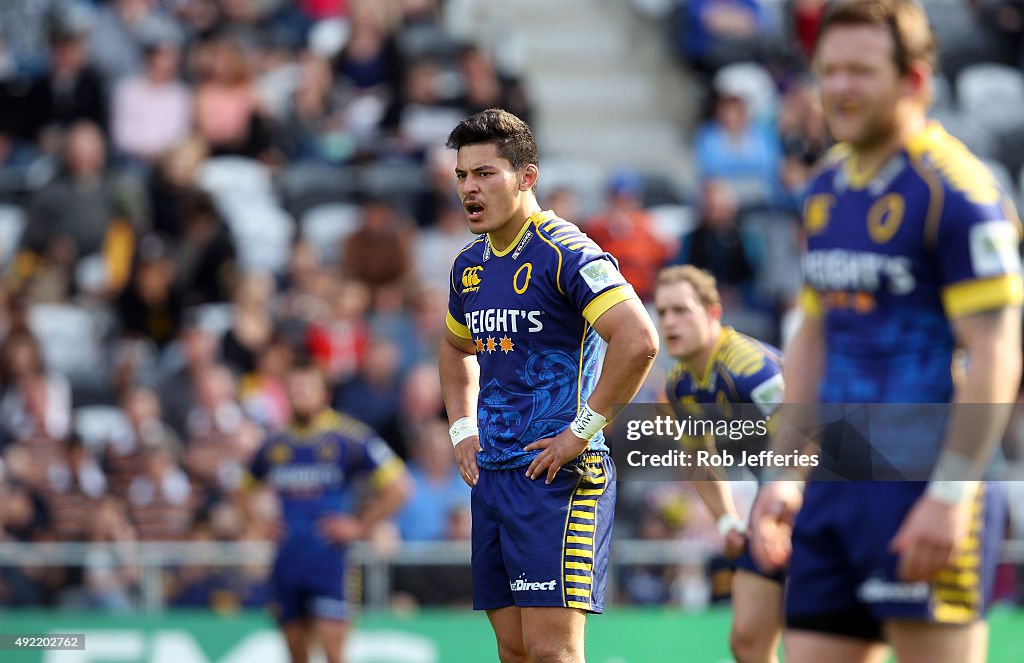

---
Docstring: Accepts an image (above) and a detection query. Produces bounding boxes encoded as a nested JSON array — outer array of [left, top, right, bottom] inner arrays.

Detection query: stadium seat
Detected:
[[301, 203, 363, 265], [928, 109, 997, 159], [197, 157, 275, 203], [0, 204, 27, 267], [956, 64, 1024, 138], [278, 163, 359, 217], [27, 304, 106, 385], [646, 203, 697, 245], [982, 159, 1018, 207], [74, 405, 128, 452], [537, 157, 605, 217], [222, 203, 296, 274]]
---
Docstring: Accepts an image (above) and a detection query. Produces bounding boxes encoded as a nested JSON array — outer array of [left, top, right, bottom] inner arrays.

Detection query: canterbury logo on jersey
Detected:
[[462, 266, 483, 292], [803, 249, 915, 295], [464, 308, 544, 335]]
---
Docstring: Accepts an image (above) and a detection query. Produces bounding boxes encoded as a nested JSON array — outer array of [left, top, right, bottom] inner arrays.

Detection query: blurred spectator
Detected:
[[182, 363, 254, 496], [333, 337, 403, 436], [20, 121, 146, 299], [111, 37, 192, 165], [306, 278, 371, 383], [694, 70, 782, 207], [126, 445, 194, 541], [89, 0, 183, 83], [281, 52, 353, 164], [379, 59, 463, 156], [776, 76, 826, 203], [456, 43, 533, 125], [158, 320, 219, 438], [787, 0, 829, 63], [26, 15, 107, 140], [148, 138, 211, 240], [0, 328, 72, 446], [678, 0, 770, 77], [584, 169, 673, 301], [42, 435, 107, 542], [239, 333, 293, 431], [675, 179, 758, 307], [104, 386, 182, 495], [333, 0, 403, 93], [79, 496, 139, 613], [176, 187, 239, 306], [220, 272, 276, 376], [192, 38, 272, 158], [541, 186, 583, 226], [341, 196, 415, 301], [116, 234, 185, 349], [413, 143, 462, 228], [394, 420, 469, 540], [416, 200, 474, 292]]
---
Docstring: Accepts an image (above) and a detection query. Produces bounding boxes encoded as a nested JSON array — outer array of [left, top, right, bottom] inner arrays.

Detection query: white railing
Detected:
[[1, 539, 1022, 613]]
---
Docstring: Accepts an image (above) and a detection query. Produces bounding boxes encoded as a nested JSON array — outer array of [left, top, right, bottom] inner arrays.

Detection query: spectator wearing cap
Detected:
[[583, 169, 673, 302], [24, 11, 107, 140], [110, 35, 192, 165], [693, 68, 783, 208]]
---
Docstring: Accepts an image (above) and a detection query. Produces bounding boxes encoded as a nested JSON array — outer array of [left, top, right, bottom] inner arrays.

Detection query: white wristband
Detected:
[[569, 403, 608, 442], [926, 480, 980, 505], [717, 513, 747, 537], [449, 417, 479, 447]]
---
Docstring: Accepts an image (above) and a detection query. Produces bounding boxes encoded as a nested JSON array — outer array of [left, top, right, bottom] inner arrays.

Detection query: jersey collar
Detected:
[[692, 327, 733, 390], [489, 210, 557, 257]]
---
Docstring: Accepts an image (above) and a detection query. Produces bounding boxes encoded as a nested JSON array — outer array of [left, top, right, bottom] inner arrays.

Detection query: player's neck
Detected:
[[686, 324, 724, 379], [489, 199, 542, 253], [850, 112, 928, 181]]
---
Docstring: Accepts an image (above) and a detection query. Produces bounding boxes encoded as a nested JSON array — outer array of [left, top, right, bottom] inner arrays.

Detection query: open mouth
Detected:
[[464, 201, 485, 221]]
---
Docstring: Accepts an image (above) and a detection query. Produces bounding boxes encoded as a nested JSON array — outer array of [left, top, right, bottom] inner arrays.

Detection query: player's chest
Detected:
[[802, 178, 932, 300]]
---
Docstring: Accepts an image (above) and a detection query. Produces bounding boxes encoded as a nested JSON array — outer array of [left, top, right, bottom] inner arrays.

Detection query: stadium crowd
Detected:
[[0, 0, 1022, 613]]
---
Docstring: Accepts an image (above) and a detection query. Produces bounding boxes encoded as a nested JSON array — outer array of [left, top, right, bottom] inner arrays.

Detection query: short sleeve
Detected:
[[937, 192, 1024, 319], [344, 434, 405, 489], [446, 261, 471, 339], [561, 251, 639, 325]]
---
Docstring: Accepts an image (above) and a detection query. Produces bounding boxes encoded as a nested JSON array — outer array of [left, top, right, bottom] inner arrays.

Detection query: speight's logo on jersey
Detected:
[[465, 308, 543, 335], [803, 249, 915, 295], [462, 266, 484, 292]]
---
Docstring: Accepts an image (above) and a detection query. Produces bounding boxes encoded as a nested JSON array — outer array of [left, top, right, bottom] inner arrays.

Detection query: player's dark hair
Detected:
[[657, 265, 722, 309], [446, 108, 538, 171], [817, 0, 936, 74]]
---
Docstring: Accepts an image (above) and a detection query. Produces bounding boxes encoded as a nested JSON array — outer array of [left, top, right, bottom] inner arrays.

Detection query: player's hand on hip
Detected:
[[318, 514, 366, 544], [749, 481, 803, 572], [524, 428, 588, 484], [890, 495, 970, 582], [723, 529, 747, 560], [454, 435, 481, 487]]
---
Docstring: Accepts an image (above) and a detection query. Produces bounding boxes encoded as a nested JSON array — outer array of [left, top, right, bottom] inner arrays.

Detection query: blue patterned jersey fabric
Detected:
[[446, 210, 639, 470]]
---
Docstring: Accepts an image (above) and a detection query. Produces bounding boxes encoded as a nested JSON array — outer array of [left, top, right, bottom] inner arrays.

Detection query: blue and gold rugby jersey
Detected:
[[250, 409, 405, 558], [666, 326, 783, 420], [446, 210, 639, 470], [801, 122, 1023, 405]]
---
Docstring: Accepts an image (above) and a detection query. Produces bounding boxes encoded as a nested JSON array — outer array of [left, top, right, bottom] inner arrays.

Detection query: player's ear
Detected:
[[707, 303, 724, 323], [905, 60, 931, 103], [519, 164, 539, 192]]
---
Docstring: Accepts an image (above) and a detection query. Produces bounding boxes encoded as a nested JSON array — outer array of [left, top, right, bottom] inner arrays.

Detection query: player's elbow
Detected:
[[625, 317, 660, 366]]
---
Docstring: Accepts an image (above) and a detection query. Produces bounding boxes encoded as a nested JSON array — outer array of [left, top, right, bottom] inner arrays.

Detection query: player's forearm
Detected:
[[693, 480, 738, 521], [936, 307, 1022, 483], [439, 337, 480, 423], [361, 472, 412, 533], [586, 305, 659, 417], [766, 314, 824, 478]]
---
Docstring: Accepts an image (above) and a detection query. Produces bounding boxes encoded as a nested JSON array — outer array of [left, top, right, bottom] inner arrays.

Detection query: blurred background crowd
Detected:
[[0, 0, 1023, 615]]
